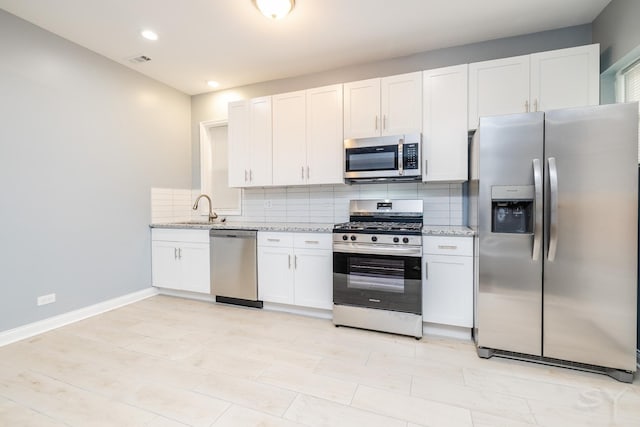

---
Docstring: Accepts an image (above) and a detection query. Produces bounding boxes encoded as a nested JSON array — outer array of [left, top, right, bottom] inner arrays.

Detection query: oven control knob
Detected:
[[342, 235, 348, 241], [403, 237, 409, 243], [393, 237, 399, 243], [350, 235, 357, 241], [371, 236, 377, 242]]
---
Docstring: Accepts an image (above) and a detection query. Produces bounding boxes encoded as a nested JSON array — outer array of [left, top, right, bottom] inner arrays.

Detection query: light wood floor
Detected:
[[0, 295, 638, 426]]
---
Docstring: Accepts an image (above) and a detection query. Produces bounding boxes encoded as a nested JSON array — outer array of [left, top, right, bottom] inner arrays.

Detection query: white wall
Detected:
[[0, 10, 192, 332]]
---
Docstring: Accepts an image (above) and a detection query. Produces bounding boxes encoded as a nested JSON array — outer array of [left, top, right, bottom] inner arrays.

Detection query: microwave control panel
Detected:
[[403, 143, 419, 169]]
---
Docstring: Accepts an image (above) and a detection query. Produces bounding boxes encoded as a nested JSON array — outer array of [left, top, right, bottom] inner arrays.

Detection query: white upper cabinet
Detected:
[[468, 55, 530, 130], [423, 64, 469, 182], [272, 90, 307, 186], [227, 100, 249, 188], [344, 72, 422, 138], [306, 84, 344, 185], [530, 44, 599, 112], [468, 44, 600, 130], [343, 78, 380, 138], [228, 97, 273, 187], [381, 72, 423, 136], [248, 96, 273, 186], [271, 84, 344, 186]]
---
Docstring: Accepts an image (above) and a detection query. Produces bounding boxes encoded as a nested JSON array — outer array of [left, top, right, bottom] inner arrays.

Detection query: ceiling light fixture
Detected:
[[253, 0, 295, 20], [141, 30, 158, 41], [207, 80, 220, 89]]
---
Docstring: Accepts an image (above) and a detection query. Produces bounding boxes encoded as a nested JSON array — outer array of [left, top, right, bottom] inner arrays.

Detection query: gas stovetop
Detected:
[[333, 221, 423, 235]]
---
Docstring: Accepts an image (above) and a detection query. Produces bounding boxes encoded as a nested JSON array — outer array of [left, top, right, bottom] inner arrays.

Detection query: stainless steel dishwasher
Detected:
[[210, 229, 262, 308]]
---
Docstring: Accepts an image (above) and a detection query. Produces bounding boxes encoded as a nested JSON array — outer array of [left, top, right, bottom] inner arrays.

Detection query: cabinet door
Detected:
[[179, 243, 211, 294], [381, 72, 422, 135], [293, 248, 333, 310], [151, 241, 180, 290], [273, 91, 307, 186], [423, 254, 473, 328], [258, 246, 294, 304], [468, 55, 530, 130], [228, 100, 249, 187], [530, 44, 599, 112], [423, 65, 468, 182], [248, 96, 273, 186], [343, 78, 381, 138], [306, 84, 344, 185]]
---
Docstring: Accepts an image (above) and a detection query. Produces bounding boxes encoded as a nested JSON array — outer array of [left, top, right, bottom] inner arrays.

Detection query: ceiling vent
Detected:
[[127, 55, 152, 64]]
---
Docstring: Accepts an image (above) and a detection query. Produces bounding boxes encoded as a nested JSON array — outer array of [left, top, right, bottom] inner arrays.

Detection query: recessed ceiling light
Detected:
[[141, 30, 158, 41], [207, 80, 220, 88], [254, 0, 295, 20]]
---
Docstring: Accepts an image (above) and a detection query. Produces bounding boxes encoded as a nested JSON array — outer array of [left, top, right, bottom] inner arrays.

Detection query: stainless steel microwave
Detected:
[[344, 133, 421, 182]]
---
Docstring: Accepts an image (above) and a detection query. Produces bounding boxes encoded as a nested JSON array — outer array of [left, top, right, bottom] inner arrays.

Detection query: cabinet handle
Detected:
[[301, 166, 304, 180], [437, 245, 458, 250], [288, 254, 291, 269], [534, 99, 538, 112], [178, 248, 182, 259], [174, 248, 178, 260], [525, 100, 529, 112], [383, 115, 387, 130], [249, 169, 253, 182], [425, 261, 428, 279], [304, 240, 319, 244], [306, 166, 310, 180], [294, 255, 297, 269], [267, 238, 280, 242], [424, 159, 428, 176], [375, 115, 378, 130]]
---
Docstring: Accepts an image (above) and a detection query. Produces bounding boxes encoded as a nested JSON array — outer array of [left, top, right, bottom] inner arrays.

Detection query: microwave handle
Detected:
[[398, 138, 404, 176]]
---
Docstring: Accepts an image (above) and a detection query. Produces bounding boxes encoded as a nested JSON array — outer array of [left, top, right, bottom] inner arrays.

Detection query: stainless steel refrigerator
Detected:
[[469, 103, 639, 382]]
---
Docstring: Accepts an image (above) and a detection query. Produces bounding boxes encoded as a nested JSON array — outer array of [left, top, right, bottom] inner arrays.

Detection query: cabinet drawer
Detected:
[[151, 228, 210, 244], [258, 232, 293, 247], [423, 236, 473, 256], [293, 233, 332, 250]]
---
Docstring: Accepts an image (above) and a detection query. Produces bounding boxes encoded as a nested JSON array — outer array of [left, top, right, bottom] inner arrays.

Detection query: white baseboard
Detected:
[[423, 322, 472, 341], [0, 287, 159, 347]]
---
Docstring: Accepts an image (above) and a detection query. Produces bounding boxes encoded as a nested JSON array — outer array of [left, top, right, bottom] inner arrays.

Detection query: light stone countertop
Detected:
[[422, 226, 475, 237], [151, 221, 475, 236], [150, 221, 334, 233]]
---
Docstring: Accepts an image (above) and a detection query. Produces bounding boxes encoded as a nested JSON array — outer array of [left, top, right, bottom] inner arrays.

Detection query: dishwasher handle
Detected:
[[210, 229, 257, 239]]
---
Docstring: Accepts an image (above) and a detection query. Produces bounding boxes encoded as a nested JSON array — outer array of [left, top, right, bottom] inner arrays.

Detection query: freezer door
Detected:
[[543, 103, 638, 371], [477, 112, 544, 356]]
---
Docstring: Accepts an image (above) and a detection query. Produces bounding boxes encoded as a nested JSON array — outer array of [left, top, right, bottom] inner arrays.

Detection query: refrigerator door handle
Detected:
[[548, 157, 559, 261], [532, 158, 542, 261]]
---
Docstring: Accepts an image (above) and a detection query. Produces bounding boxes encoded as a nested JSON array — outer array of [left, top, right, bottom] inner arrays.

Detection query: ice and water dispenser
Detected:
[[491, 186, 534, 234]]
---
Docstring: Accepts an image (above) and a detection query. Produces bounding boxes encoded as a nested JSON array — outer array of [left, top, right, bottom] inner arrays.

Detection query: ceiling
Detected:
[[0, 0, 611, 95]]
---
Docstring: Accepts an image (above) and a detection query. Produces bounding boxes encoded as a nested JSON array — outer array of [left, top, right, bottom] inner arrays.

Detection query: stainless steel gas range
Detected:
[[332, 199, 423, 338]]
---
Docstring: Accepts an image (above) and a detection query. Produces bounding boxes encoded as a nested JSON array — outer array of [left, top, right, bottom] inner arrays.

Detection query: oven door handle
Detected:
[[333, 243, 422, 257]]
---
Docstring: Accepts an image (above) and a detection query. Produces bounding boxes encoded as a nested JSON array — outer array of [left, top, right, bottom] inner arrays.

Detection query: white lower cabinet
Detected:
[[151, 229, 210, 294], [422, 236, 473, 328], [258, 232, 332, 310]]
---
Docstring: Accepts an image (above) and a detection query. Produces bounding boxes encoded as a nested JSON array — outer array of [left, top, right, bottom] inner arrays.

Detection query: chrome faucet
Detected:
[[192, 194, 218, 222]]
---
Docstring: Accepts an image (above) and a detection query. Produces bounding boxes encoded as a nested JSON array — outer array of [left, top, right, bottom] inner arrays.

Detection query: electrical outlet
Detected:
[[264, 200, 272, 209], [37, 293, 56, 306]]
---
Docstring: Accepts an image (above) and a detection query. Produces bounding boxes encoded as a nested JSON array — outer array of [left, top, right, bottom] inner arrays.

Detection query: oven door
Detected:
[[333, 250, 422, 314]]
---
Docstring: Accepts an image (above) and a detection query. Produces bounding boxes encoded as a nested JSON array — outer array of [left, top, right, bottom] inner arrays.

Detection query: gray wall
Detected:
[[0, 10, 191, 332], [593, 0, 640, 73], [593, 0, 640, 104], [191, 24, 592, 187]]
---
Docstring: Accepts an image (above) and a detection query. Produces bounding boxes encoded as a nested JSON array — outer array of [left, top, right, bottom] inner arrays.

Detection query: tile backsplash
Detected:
[[152, 183, 463, 226]]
